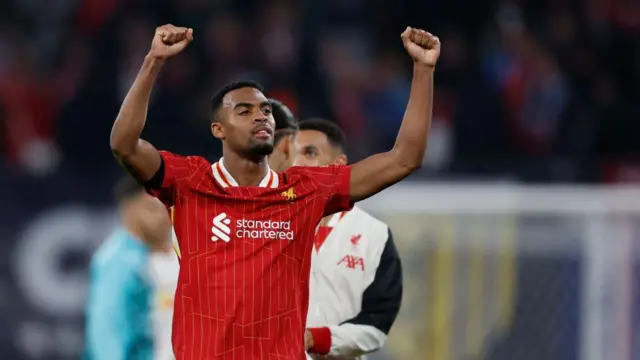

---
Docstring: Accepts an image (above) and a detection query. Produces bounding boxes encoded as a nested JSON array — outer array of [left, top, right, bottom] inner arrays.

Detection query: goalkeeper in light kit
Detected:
[[85, 177, 171, 360], [110, 23, 439, 359]]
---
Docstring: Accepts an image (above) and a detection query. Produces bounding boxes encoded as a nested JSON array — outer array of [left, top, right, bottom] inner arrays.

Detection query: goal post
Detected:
[[358, 183, 640, 360]]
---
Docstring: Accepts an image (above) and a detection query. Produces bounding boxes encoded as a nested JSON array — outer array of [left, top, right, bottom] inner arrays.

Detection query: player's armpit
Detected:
[[144, 150, 204, 207]]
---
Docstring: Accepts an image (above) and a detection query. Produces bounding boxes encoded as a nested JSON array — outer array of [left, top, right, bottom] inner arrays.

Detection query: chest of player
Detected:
[[171, 187, 325, 256], [308, 211, 386, 321]]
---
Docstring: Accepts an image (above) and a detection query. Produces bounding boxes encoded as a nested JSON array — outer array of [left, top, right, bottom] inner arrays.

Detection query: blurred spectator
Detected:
[[0, 45, 61, 175], [0, 0, 637, 182]]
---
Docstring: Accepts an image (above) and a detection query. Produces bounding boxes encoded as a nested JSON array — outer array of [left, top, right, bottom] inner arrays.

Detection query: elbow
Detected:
[[395, 161, 422, 181], [365, 330, 388, 354], [370, 335, 386, 352], [390, 147, 424, 175], [109, 138, 127, 160], [392, 151, 423, 174], [402, 160, 422, 173], [109, 131, 135, 160]]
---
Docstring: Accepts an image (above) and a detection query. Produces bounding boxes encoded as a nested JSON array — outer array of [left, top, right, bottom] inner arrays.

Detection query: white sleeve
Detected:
[[155, 343, 175, 360], [327, 323, 387, 357], [310, 230, 402, 358]]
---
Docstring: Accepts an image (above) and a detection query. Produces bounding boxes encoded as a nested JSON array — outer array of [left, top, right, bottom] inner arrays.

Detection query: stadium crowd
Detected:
[[0, 0, 638, 182]]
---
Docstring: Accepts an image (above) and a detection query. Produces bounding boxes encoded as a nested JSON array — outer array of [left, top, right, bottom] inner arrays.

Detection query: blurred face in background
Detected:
[[292, 130, 346, 167], [122, 193, 171, 251], [269, 130, 296, 172]]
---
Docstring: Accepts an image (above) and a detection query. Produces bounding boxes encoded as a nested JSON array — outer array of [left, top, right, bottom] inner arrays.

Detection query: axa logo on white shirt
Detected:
[[211, 213, 293, 242]]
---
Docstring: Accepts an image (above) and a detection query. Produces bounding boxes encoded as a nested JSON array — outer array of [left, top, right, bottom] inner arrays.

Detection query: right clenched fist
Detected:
[[148, 24, 194, 60]]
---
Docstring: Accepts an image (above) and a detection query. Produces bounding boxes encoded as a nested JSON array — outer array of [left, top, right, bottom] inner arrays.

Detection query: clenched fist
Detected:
[[148, 24, 194, 60], [401, 27, 440, 68]]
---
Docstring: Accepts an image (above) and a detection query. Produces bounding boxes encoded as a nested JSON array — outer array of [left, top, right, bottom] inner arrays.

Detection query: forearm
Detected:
[[391, 65, 434, 169], [110, 56, 164, 181], [110, 56, 163, 155]]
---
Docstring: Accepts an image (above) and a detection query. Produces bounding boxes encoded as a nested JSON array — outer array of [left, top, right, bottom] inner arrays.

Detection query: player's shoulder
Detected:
[[341, 206, 389, 241], [282, 165, 313, 178], [159, 150, 211, 169], [282, 165, 345, 182], [349, 205, 389, 228], [334, 207, 390, 254]]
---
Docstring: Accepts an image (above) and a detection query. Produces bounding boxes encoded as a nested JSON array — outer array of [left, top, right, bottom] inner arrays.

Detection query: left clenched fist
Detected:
[[401, 27, 440, 68]]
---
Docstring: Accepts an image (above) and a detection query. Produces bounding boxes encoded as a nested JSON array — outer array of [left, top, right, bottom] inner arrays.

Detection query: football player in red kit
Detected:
[[110, 24, 440, 360]]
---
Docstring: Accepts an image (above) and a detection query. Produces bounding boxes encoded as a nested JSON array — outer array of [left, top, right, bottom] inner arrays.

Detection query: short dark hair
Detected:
[[298, 118, 347, 153], [270, 98, 297, 146], [270, 99, 297, 131], [210, 81, 264, 123], [274, 128, 296, 146], [114, 175, 146, 203]]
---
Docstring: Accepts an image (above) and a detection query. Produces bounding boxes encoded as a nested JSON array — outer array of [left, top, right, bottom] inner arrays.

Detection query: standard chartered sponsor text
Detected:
[[236, 218, 294, 240]]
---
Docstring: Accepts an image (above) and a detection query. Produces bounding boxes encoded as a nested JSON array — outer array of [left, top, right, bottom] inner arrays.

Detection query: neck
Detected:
[[318, 216, 332, 227], [222, 149, 269, 186], [267, 152, 286, 173]]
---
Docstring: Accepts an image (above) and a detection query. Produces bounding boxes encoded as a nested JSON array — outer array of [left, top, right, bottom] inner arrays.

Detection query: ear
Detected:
[[332, 154, 347, 166], [281, 135, 292, 156], [211, 122, 224, 140]]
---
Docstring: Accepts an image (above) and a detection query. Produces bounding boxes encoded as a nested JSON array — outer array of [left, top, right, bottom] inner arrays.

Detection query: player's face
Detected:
[[292, 130, 343, 167], [212, 87, 276, 157], [269, 134, 296, 172]]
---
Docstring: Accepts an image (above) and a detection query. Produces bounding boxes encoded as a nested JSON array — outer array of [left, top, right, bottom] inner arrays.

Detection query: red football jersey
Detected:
[[148, 151, 352, 360]]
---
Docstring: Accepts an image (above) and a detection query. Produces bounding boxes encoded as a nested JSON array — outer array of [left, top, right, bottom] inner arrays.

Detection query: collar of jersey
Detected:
[[315, 211, 348, 233], [212, 158, 279, 188]]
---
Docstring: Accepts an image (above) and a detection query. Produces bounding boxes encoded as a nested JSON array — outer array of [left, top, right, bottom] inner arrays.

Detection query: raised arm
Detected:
[[349, 27, 440, 202], [110, 24, 193, 182]]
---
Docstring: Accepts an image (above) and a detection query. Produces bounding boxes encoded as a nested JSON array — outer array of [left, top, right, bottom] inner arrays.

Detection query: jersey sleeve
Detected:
[[297, 165, 353, 216], [145, 151, 204, 207]]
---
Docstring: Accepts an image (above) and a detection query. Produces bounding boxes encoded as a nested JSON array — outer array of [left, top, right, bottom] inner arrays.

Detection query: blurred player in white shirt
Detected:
[[292, 119, 403, 360]]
